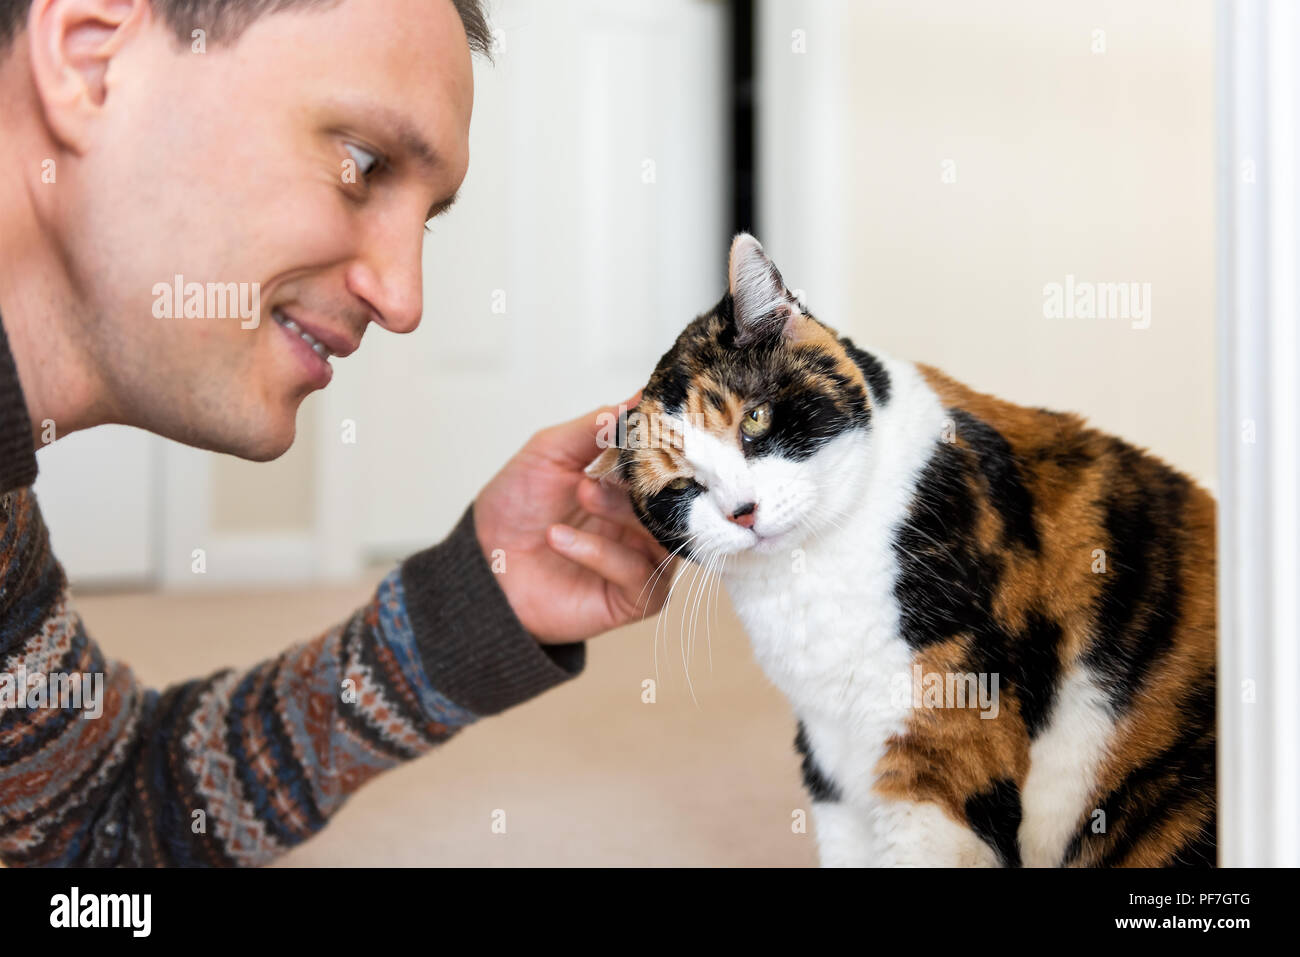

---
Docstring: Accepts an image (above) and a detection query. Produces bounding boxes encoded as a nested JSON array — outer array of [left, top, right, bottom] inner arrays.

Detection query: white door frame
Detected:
[[1215, 0, 1300, 868]]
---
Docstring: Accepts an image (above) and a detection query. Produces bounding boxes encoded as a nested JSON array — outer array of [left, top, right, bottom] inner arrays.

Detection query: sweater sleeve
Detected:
[[0, 492, 583, 866]]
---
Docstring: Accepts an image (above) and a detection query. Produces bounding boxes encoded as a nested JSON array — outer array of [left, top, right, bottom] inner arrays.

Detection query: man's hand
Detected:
[[473, 392, 675, 643]]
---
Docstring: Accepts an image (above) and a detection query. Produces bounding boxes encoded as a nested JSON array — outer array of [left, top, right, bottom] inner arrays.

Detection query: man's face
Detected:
[[54, 0, 473, 459]]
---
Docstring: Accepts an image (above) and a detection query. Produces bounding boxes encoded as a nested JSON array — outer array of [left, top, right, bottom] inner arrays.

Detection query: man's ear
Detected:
[[728, 233, 801, 347], [27, 0, 148, 152], [584, 445, 627, 487]]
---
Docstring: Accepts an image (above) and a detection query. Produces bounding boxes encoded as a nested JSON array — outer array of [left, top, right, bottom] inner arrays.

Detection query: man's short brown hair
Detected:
[[0, 0, 491, 57]]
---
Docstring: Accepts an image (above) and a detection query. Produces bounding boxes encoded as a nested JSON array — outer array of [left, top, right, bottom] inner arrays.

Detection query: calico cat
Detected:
[[587, 234, 1216, 867]]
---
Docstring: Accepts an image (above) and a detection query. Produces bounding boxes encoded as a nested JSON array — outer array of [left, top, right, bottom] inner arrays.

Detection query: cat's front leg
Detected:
[[865, 796, 1004, 867], [811, 796, 1000, 867], [809, 801, 878, 866]]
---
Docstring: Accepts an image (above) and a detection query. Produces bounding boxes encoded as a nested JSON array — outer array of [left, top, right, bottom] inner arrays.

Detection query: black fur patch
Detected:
[[1082, 442, 1190, 713], [654, 363, 693, 416], [754, 383, 858, 462], [893, 423, 1063, 739], [965, 778, 1023, 867], [794, 722, 842, 803], [948, 410, 1040, 552], [839, 337, 891, 406], [635, 484, 702, 556], [893, 438, 994, 650], [1004, 612, 1065, 738]]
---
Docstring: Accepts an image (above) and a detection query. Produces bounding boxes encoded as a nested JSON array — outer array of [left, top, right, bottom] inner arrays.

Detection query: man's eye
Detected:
[[345, 143, 383, 179]]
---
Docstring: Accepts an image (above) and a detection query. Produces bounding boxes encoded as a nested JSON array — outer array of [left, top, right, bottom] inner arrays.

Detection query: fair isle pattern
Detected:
[[0, 489, 480, 866]]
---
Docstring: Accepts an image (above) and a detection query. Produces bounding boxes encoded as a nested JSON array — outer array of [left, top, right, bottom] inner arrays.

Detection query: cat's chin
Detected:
[[746, 527, 803, 555], [696, 533, 789, 562]]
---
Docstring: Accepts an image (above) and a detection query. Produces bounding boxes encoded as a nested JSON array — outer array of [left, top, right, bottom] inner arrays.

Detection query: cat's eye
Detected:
[[741, 402, 773, 440], [667, 477, 695, 491]]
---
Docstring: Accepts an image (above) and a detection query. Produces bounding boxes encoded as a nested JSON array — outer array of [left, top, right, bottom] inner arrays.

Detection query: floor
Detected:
[[75, 569, 818, 867]]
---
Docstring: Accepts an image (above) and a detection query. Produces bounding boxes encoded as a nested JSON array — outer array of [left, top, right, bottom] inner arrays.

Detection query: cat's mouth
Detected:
[[739, 522, 801, 555]]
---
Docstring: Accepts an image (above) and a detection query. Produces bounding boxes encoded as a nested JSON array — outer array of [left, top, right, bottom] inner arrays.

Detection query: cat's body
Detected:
[[589, 235, 1216, 867], [724, 355, 1215, 867]]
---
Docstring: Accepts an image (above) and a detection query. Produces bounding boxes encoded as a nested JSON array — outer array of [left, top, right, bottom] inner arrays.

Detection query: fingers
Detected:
[[577, 477, 669, 562], [547, 523, 658, 598], [577, 475, 639, 527]]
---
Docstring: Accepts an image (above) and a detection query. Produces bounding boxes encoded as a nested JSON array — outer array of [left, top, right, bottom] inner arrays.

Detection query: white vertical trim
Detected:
[[1216, 0, 1300, 867]]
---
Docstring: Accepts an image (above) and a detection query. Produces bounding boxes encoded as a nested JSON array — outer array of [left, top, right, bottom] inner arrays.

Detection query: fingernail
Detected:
[[551, 525, 575, 547]]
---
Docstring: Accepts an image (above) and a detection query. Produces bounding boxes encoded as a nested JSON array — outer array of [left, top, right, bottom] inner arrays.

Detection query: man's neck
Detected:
[[0, 87, 113, 448], [0, 272, 109, 449]]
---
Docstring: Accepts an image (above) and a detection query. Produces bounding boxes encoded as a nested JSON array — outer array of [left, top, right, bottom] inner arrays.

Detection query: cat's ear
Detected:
[[728, 233, 799, 346], [584, 445, 627, 487]]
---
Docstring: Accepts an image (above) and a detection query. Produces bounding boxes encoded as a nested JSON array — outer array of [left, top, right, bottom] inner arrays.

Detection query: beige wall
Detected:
[[761, 0, 1216, 489]]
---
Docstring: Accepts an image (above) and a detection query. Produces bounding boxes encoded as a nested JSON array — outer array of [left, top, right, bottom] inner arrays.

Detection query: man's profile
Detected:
[[0, 0, 670, 866]]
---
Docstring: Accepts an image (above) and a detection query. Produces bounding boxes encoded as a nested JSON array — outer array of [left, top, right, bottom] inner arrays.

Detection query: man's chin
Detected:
[[159, 413, 297, 462], [234, 432, 296, 462]]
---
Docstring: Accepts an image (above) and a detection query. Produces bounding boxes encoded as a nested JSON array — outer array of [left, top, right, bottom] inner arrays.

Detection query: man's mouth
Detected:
[[272, 308, 335, 361]]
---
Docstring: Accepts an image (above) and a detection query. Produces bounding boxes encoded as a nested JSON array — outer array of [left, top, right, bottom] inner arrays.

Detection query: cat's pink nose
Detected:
[[728, 502, 757, 529]]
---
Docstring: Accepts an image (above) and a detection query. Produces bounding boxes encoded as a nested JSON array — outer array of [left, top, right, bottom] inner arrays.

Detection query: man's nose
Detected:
[[347, 233, 425, 334], [727, 501, 757, 529]]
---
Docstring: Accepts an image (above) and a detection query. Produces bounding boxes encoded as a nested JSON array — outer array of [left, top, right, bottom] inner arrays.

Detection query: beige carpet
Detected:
[[75, 569, 817, 867]]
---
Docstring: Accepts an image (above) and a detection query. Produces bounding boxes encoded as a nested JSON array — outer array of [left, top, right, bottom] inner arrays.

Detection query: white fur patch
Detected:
[[1017, 667, 1115, 866]]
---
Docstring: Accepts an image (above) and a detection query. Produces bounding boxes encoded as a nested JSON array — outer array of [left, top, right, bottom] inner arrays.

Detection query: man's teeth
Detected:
[[273, 309, 333, 359]]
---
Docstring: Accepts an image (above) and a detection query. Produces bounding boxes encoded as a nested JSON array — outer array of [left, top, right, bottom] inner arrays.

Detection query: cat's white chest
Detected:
[[716, 362, 951, 814], [722, 516, 917, 804]]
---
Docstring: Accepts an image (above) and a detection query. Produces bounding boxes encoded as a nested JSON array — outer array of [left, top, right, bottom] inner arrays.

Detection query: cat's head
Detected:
[[587, 234, 885, 562]]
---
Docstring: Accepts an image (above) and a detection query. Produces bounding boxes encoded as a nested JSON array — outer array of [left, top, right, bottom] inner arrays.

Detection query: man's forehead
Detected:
[[245, 0, 475, 136]]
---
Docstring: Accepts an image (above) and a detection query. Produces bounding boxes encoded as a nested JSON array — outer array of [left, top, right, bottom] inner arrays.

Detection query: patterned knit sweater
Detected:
[[0, 313, 585, 866]]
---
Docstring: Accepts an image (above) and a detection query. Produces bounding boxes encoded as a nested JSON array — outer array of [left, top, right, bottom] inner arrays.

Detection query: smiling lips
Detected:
[[273, 308, 334, 359], [270, 307, 356, 389], [270, 306, 364, 388]]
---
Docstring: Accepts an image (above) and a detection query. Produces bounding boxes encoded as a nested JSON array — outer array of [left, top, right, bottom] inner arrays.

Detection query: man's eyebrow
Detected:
[[363, 104, 442, 174]]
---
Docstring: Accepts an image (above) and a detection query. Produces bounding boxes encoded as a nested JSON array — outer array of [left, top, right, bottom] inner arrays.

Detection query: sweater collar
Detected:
[[0, 311, 38, 493]]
